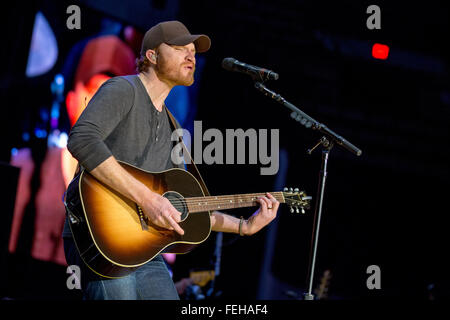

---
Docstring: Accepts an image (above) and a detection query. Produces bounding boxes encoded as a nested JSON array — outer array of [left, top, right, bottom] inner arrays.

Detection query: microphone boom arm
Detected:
[[254, 82, 362, 156]]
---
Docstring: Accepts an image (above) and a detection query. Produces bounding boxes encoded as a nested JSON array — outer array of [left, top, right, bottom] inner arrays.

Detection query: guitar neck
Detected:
[[185, 192, 285, 213]]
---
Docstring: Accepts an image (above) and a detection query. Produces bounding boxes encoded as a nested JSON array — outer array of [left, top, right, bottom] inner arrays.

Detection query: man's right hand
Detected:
[[140, 192, 185, 235], [89, 157, 185, 236]]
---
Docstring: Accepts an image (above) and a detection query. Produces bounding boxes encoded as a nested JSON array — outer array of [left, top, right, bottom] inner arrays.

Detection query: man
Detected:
[[62, 20, 279, 300]]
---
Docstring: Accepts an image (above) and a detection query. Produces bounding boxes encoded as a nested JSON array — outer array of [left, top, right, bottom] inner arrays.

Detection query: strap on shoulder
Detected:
[[165, 107, 211, 197]]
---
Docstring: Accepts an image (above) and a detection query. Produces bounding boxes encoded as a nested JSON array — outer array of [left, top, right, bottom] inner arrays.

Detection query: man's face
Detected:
[[154, 42, 196, 86]]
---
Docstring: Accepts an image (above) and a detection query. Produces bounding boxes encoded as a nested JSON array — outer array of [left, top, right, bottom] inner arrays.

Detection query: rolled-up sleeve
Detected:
[[67, 77, 134, 171]]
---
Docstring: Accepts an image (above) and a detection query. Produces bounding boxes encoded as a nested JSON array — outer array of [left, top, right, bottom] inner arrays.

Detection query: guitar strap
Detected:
[[165, 107, 211, 198]]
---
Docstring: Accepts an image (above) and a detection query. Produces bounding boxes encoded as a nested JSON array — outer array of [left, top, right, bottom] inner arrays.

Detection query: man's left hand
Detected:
[[243, 192, 280, 236]]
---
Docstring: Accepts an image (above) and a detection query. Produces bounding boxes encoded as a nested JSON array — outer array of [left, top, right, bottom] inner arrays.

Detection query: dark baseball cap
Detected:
[[140, 20, 211, 56]]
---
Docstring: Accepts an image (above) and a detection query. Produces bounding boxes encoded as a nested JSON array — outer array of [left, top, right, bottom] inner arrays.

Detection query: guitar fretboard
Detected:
[[185, 192, 285, 213]]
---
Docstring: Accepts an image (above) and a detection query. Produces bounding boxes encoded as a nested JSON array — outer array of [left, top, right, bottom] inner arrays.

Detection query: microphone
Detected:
[[222, 58, 279, 82]]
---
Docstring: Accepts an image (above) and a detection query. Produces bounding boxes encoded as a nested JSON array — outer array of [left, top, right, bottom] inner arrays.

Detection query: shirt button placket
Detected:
[[156, 118, 159, 141]]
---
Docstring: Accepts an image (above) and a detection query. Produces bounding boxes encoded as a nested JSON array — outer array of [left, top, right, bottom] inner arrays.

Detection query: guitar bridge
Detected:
[[136, 205, 148, 231]]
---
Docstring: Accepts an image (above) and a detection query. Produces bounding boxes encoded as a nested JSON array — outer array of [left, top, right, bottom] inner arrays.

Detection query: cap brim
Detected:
[[167, 34, 211, 53]]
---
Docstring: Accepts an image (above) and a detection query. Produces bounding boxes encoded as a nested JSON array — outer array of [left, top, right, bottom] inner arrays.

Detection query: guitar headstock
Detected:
[[283, 187, 312, 214]]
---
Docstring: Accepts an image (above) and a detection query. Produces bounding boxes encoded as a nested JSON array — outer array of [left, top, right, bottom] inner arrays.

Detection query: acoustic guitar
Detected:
[[65, 161, 311, 278]]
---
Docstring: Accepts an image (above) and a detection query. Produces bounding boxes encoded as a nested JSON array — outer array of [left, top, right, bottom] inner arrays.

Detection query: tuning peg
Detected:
[[294, 188, 299, 193], [290, 206, 294, 213], [289, 187, 293, 192], [295, 207, 300, 214], [301, 208, 306, 214], [283, 187, 288, 192]]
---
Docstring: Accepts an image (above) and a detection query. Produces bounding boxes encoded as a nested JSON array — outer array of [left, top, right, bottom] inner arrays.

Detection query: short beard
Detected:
[[155, 53, 195, 87]]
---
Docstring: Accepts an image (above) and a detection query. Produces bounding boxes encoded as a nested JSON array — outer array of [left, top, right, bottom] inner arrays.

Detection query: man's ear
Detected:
[[145, 49, 157, 64]]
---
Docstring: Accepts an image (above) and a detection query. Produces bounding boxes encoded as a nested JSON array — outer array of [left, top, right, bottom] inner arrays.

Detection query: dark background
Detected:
[[1, 0, 449, 300]]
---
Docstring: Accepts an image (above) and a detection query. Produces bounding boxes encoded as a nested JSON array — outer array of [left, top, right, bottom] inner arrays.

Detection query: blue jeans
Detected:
[[63, 236, 179, 300]]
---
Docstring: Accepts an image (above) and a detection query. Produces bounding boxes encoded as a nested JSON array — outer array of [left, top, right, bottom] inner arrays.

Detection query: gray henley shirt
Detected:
[[62, 74, 182, 237]]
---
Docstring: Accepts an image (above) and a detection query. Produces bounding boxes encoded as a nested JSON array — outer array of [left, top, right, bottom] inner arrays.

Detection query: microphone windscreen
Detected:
[[221, 57, 236, 70]]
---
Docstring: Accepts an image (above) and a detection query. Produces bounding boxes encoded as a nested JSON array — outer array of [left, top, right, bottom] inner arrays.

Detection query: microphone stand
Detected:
[[254, 81, 362, 300]]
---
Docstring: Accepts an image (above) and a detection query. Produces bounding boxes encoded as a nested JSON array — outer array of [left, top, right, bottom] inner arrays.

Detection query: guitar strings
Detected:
[[135, 191, 306, 215], [161, 192, 288, 208], [168, 192, 284, 203], [136, 192, 305, 211]]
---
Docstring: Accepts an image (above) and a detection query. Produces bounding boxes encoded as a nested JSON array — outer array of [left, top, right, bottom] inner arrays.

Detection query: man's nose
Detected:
[[186, 51, 196, 63]]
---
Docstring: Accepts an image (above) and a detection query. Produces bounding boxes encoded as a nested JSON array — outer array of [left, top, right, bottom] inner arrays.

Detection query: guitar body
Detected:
[[66, 162, 211, 278]]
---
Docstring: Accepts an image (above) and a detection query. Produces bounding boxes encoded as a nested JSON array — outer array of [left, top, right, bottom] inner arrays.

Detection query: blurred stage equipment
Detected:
[[49, 74, 64, 131], [184, 270, 216, 300], [372, 43, 390, 60], [26, 11, 58, 78]]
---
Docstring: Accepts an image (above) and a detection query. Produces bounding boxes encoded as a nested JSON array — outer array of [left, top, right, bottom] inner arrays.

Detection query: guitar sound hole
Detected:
[[163, 191, 189, 221]]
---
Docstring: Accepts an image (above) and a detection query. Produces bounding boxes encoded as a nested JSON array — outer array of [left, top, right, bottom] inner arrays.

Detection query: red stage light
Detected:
[[372, 43, 389, 60]]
